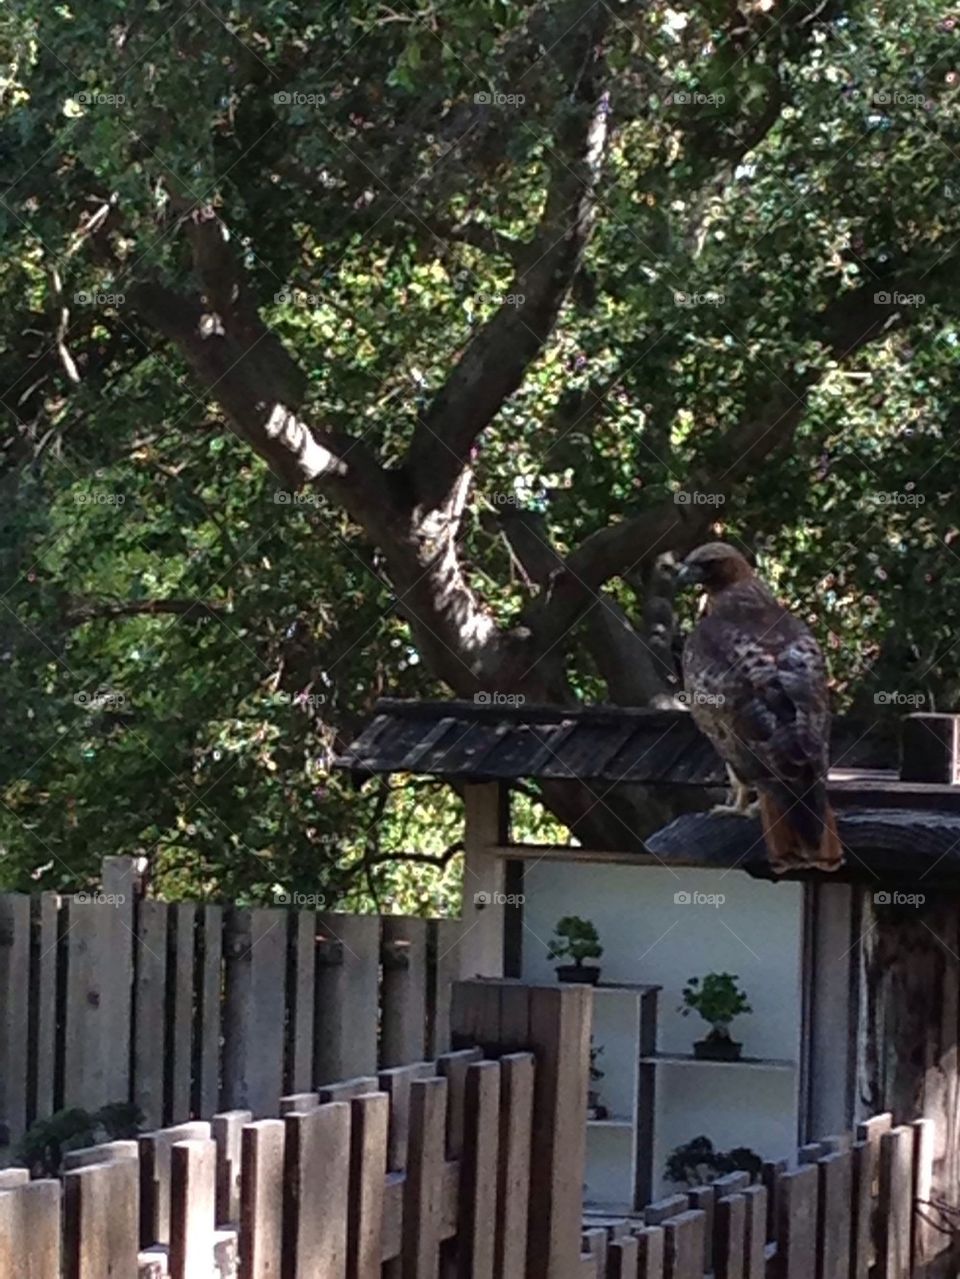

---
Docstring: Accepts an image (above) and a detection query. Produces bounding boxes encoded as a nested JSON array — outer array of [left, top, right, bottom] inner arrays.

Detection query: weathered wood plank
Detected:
[[278, 1091, 319, 1116], [212, 1109, 251, 1226], [661, 1210, 704, 1279], [686, 1185, 714, 1274], [223, 909, 287, 1117], [633, 1226, 665, 1279], [318, 1077, 379, 1104], [348, 1091, 389, 1279], [817, 1151, 851, 1279], [239, 1119, 285, 1279], [0, 894, 30, 1147], [62, 1139, 138, 1170], [436, 1047, 483, 1159], [777, 1165, 818, 1279], [283, 1103, 350, 1279], [457, 1060, 500, 1279], [168, 902, 197, 1125], [643, 1196, 688, 1227], [195, 905, 223, 1118], [0, 1178, 61, 1279], [496, 1053, 534, 1279], [287, 910, 316, 1094], [382, 916, 429, 1068], [64, 1157, 139, 1279], [430, 919, 462, 1057], [380, 1062, 435, 1173], [315, 913, 379, 1082], [877, 1126, 912, 1279], [762, 1159, 787, 1244], [715, 1195, 745, 1279], [849, 1141, 872, 1279], [742, 1185, 766, 1279], [607, 1236, 638, 1278], [139, 1121, 211, 1247], [133, 898, 169, 1131], [170, 1137, 217, 1279], [29, 892, 59, 1126], [402, 1076, 447, 1279]]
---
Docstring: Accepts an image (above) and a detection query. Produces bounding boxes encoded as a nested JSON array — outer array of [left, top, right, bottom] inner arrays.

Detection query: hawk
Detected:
[[676, 542, 842, 874]]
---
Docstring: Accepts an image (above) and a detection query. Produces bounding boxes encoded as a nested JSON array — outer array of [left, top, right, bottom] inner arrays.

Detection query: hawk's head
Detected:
[[676, 542, 755, 593]]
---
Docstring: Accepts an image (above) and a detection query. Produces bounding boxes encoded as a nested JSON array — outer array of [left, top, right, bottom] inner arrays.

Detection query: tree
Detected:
[[2, 0, 959, 899]]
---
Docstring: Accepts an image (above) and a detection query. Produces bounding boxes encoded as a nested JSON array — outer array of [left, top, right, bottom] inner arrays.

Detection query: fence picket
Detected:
[[196, 905, 223, 1117], [169, 902, 197, 1125], [496, 1053, 534, 1279], [382, 917, 429, 1068], [715, 1195, 745, 1279], [0, 1179, 61, 1279], [348, 1091, 389, 1279], [64, 1157, 139, 1278], [778, 1164, 818, 1278], [607, 1236, 638, 1278], [213, 1109, 252, 1225], [633, 1226, 664, 1279], [139, 1121, 211, 1247], [0, 894, 30, 1148], [223, 909, 287, 1116], [741, 1185, 766, 1279], [170, 1137, 217, 1279], [402, 1076, 447, 1279], [437, 1047, 483, 1158], [817, 1150, 852, 1279], [456, 1060, 500, 1278], [315, 913, 379, 1082], [662, 1210, 704, 1279], [288, 910, 316, 1094], [239, 1119, 285, 1279], [30, 892, 58, 1125], [133, 898, 169, 1130], [877, 1126, 912, 1279], [283, 1103, 350, 1279]]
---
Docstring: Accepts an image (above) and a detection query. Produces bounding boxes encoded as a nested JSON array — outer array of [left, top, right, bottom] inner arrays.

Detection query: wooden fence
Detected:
[[0, 857, 463, 1151], [0, 979, 950, 1278]]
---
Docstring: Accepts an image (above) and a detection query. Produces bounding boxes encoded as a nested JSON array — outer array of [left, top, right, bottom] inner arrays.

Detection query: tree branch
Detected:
[[62, 598, 227, 626]]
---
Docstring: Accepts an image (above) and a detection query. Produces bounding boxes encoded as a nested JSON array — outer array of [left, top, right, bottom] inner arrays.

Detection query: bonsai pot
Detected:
[[693, 1030, 742, 1062], [556, 964, 602, 985]]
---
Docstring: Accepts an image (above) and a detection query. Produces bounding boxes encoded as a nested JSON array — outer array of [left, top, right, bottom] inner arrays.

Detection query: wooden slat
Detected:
[[877, 1126, 912, 1279], [139, 1121, 211, 1247], [430, 919, 462, 1057], [762, 1159, 787, 1244], [661, 1210, 704, 1279], [101, 856, 137, 1108], [223, 909, 287, 1117], [315, 913, 379, 1082], [437, 1047, 483, 1159], [380, 1062, 435, 1172], [457, 1060, 500, 1278], [817, 1151, 851, 1279], [133, 899, 169, 1131], [170, 1137, 217, 1279], [287, 910, 316, 1094], [29, 892, 59, 1126], [212, 1109, 252, 1226], [319, 1077, 379, 1104], [911, 1117, 935, 1270], [402, 1076, 447, 1279], [195, 905, 223, 1117], [495, 1053, 534, 1279], [582, 1228, 607, 1267], [348, 1091, 388, 1279], [0, 894, 30, 1148], [63, 898, 128, 1111], [633, 1226, 665, 1279], [849, 1141, 873, 1279], [0, 1170, 29, 1189], [64, 1157, 139, 1278], [778, 1164, 818, 1278], [63, 1139, 138, 1170], [0, 1179, 61, 1279], [279, 1092, 319, 1116], [239, 1119, 285, 1279], [644, 1196, 688, 1227], [382, 917, 429, 1068], [686, 1185, 714, 1273], [283, 1103, 350, 1279], [169, 902, 197, 1124], [715, 1195, 745, 1279], [741, 1185, 766, 1279], [607, 1236, 638, 1278]]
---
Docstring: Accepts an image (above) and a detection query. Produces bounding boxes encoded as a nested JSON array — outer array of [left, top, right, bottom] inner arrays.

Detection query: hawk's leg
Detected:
[[709, 767, 759, 818]]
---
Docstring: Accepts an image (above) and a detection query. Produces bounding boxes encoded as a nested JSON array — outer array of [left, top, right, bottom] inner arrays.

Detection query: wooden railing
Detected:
[[0, 857, 463, 1151]]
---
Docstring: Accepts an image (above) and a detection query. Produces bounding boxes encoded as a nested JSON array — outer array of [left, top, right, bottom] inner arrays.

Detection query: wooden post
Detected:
[[495, 1053, 535, 1279], [0, 1178, 61, 1279], [170, 1138, 217, 1279], [283, 1103, 350, 1279], [458, 784, 508, 979], [239, 1119, 285, 1279], [817, 1151, 852, 1279], [64, 1158, 139, 1278], [877, 1126, 912, 1279], [223, 909, 287, 1116], [348, 1092, 389, 1279], [777, 1165, 818, 1278], [0, 894, 30, 1148], [381, 917, 429, 1068], [314, 913, 379, 1082], [451, 979, 591, 1279]]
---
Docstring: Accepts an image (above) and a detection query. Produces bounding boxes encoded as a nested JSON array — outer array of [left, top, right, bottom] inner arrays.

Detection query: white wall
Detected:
[[520, 860, 804, 1201]]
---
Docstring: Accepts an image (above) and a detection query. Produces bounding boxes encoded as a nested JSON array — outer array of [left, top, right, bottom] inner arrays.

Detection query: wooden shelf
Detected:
[[639, 1052, 795, 1071]]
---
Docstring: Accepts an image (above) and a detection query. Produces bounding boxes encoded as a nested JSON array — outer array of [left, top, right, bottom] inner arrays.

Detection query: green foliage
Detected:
[[679, 973, 752, 1033], [665, 1135, 764, 1187], [547, 916, 603, 965], [15, 1102, 143, 1178]]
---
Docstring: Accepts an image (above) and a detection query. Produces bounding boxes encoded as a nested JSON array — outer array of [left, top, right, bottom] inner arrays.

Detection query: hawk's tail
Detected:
[[758, 779, 843, 875]]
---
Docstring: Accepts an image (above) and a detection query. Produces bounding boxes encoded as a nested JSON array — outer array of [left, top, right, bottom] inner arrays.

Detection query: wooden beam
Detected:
[[458, 784, 509, 979]]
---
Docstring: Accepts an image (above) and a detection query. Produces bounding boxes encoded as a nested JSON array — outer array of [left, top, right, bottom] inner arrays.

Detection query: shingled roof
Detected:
[[335, 698, 893, 786]]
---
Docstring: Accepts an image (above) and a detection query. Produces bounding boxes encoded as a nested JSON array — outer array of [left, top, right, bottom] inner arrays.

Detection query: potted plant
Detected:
[[587, 1039, 608, 1120], [547, 916, 603, 984], [679, 972, 752, 1061]]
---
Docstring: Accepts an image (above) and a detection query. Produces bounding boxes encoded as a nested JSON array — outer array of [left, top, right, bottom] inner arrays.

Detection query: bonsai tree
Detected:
[[547, 916, 603, 982], [665, 1135, 763, 1187], [679, 973, 752, 1059], [15, 1101, 143, 1177]]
